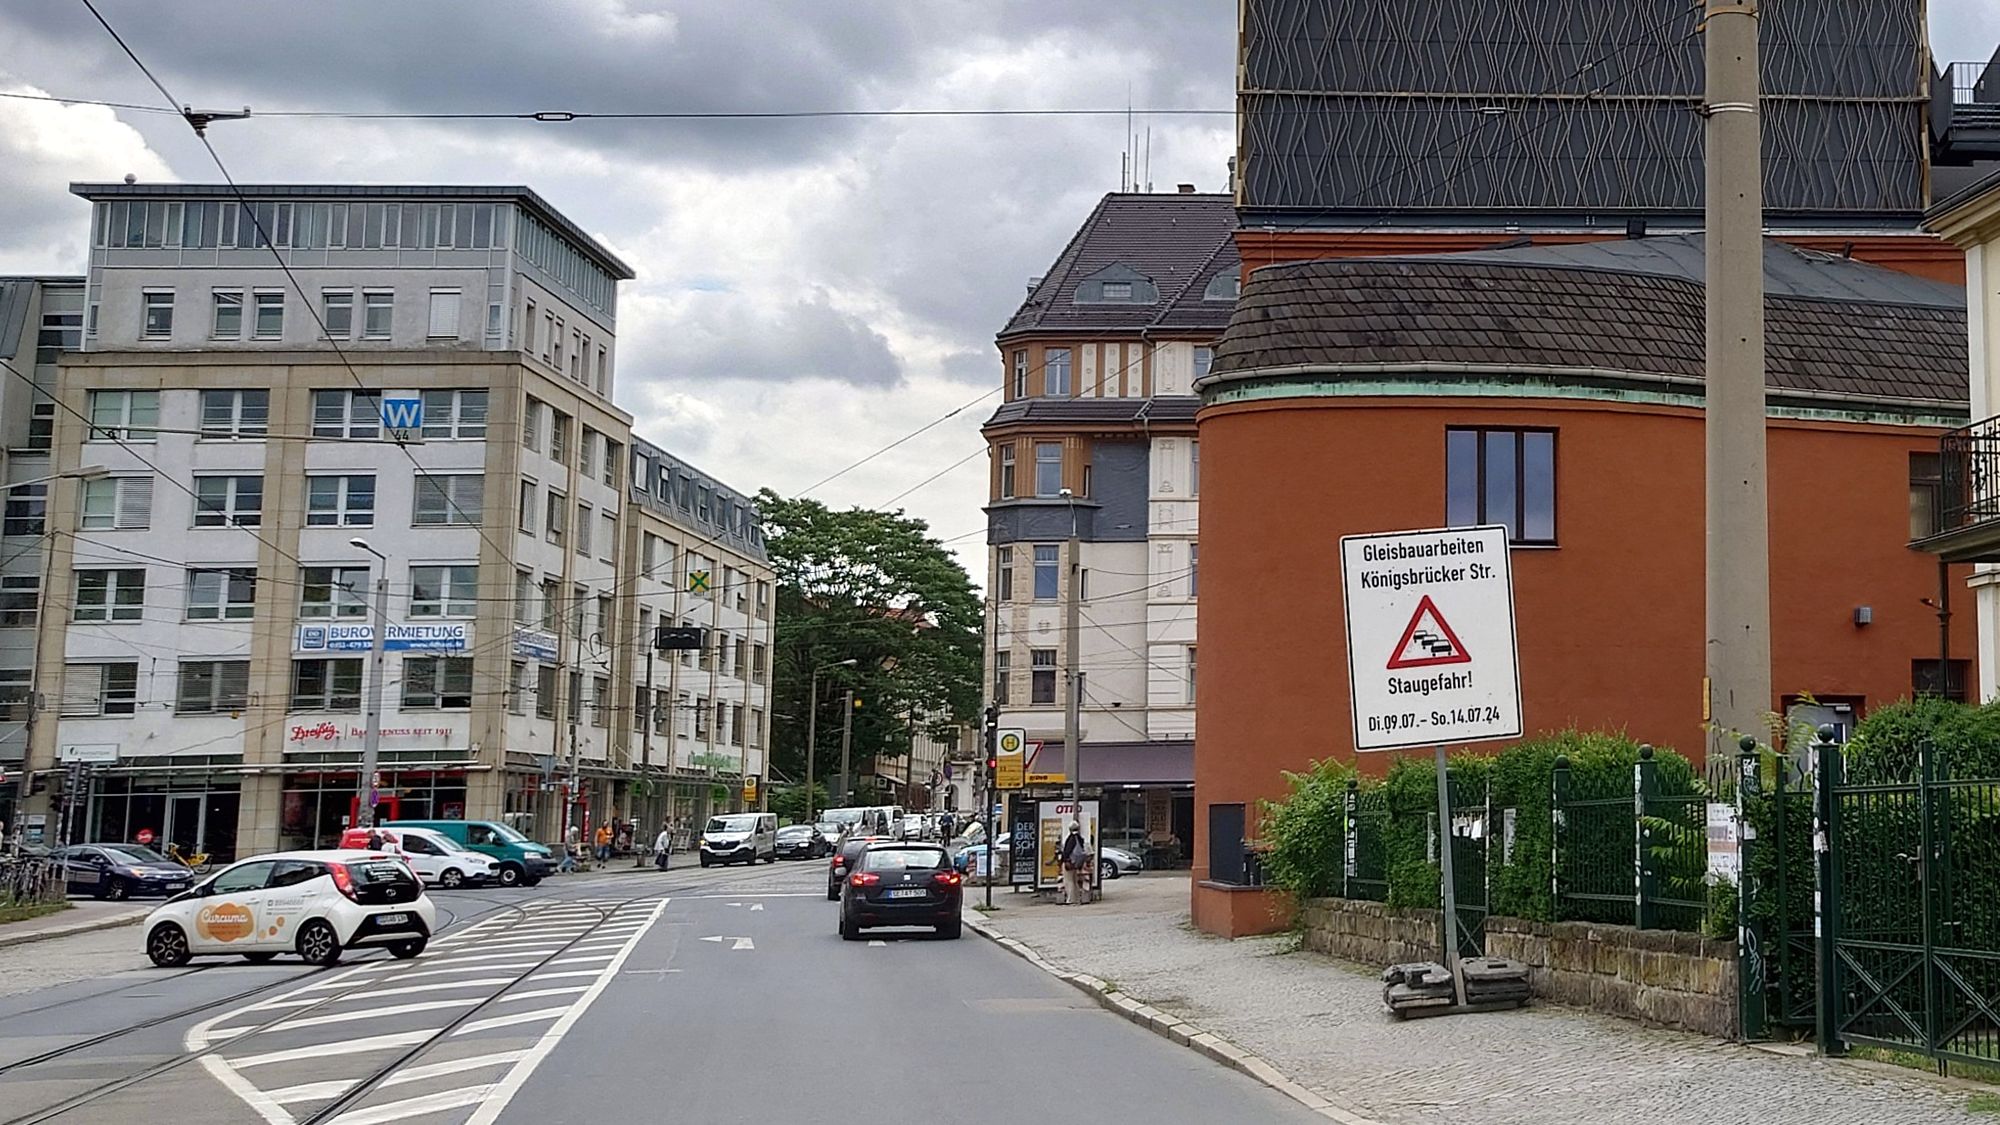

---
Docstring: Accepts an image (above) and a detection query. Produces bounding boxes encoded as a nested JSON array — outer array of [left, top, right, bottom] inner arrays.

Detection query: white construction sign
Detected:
[[1339, 525, 1523, 752]]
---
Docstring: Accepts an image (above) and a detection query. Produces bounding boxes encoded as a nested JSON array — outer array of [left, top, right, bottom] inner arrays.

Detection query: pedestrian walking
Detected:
[[557, 823, 581, 874], [653, 823, 673, 871], [594, 822, 613, 865], [365, 827, 383, 851], [1059, 820, 1091, 906]]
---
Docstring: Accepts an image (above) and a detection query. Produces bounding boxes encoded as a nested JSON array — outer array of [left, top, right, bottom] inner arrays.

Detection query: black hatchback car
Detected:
[[839, 843, 962, 940]]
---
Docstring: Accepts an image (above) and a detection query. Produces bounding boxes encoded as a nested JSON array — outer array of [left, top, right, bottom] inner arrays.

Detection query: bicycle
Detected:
[[164, 842, 212, 875]]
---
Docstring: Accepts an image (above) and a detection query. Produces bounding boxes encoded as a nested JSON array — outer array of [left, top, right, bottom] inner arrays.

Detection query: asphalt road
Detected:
[[0, 859, 1320, 1125]]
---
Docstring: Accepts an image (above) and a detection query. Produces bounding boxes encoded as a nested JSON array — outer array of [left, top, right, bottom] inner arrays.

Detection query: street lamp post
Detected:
[[805, 658, 857, 826], [350, 537, 389, 829]]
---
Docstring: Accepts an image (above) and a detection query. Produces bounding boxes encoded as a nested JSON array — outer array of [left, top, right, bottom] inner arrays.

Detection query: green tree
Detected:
[[758, 491, 982, 805]]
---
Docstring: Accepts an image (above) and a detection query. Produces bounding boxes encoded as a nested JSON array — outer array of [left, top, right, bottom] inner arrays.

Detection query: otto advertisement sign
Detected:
[[296, 622, 472, 654]]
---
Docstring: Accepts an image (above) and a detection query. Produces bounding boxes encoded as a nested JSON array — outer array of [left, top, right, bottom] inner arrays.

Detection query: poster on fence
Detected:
[[1706, 802, 1738, 880]]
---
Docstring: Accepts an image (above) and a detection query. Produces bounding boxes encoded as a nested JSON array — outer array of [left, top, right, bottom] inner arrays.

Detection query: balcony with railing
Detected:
[[1935, 52, 2000, 164], [1915, 416, 2000, 562]]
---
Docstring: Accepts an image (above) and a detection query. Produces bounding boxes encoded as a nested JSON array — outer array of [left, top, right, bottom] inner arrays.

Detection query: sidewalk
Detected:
[[972, 874, 1986, 1125], [0, 899, 150, 949]]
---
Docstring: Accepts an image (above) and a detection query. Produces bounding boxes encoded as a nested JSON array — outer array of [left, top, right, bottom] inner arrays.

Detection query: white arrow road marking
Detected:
[[750, 903, 764, 911], [700, 935, 754, 948], [868, 940, 887, 947], [733, 937, 754, 950]]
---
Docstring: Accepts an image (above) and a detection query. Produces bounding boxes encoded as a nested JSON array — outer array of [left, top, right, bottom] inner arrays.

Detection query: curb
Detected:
[[0, 907, 148, 949], [964, 915, 1383, 1125]]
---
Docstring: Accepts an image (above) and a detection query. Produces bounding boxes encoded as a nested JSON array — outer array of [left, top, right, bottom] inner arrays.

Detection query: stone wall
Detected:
[[1484, 916, 1737, 1039], [1298, 897, 1442, 967]]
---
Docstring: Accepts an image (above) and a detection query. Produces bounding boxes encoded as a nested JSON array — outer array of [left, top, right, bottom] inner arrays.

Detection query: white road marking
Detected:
[[464, 898, 668, 1125], [232, 1029, 433, 1069], [546, 954, 615, 966], [417, 949, 565, 965], [496, 985, 589, 1003], [324, 1084, 493, 1125], [242, 997, 327, 1012], [377, 1050, 526, 1087], [869, 940, 887, 947], [346, 978, 516, 1000], [264, 1079, 356, 1104], [732, 937, 754, 950], [750, 903, 765, 911], [267, 997, 481, 1032], [679, 892, 822, 899], [452, 1006, 569, 1035], [390, 961, 540, 981], [520, 969, 603, 982]]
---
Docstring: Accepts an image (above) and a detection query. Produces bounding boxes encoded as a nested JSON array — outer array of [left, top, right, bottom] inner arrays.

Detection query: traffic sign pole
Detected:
[[1433, 744, 1467, 1008]]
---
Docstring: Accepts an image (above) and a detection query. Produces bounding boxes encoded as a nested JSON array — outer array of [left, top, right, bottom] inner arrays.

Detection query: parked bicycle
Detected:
[[164, 842, 211, 875]]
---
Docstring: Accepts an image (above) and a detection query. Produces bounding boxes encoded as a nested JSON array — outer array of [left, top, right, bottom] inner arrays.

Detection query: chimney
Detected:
[[1177, 183, 1196, 194]]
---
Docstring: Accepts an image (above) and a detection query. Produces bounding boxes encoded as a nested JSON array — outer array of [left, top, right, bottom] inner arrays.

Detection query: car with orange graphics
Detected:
[[141, 849, 434, 968]]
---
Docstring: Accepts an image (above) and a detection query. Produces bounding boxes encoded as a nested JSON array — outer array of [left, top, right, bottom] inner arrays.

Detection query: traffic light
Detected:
[[984, 702, 1000, 778]]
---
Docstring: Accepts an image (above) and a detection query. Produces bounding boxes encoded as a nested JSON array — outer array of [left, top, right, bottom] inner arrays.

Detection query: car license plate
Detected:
[[887, 888, 927, 899], [376, 913, 409, 926], [165, 882, 187, 890]]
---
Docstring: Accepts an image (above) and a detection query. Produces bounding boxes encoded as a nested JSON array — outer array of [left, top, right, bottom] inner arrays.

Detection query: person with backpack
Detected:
[[1059, 821, 1091, 905]]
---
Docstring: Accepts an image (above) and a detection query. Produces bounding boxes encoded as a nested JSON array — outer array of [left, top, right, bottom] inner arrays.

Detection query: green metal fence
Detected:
[[1553, 745, 1708, 931], [1552, 753, 1637, 925], [1446, 767, 1490, 959], [1342, 779, 1389, 903], [1739, 746, 1818, 1036]]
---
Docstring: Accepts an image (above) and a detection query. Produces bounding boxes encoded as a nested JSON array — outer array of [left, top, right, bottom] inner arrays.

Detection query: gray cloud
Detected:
[[648, 290, 905, 388]]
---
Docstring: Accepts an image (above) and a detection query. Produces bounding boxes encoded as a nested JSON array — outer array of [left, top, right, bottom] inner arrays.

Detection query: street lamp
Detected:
[[805, 658, 858, 826], [12, 465, 108, 490], [349, 537, 389, 829]]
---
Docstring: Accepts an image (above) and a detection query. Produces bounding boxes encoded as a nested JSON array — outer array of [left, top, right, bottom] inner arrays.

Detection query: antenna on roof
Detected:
[[1144, 125, 1152, 193], [1124, 85, 1133, 192]]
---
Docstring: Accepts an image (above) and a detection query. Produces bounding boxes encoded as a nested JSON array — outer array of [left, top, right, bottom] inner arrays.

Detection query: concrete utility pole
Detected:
[[1063, 489, 1082, 804], [806, 659, 856, 825], [838, 688, 855, 807], [1704, 0, 1772, 743], [351, 538, 389, 829]]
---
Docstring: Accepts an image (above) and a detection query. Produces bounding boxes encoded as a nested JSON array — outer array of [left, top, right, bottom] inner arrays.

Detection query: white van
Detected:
[[699, 812, 778, 867]]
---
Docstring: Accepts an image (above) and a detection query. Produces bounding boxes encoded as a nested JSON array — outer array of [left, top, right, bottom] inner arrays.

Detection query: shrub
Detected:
[[1259, 758, 1356, 900]]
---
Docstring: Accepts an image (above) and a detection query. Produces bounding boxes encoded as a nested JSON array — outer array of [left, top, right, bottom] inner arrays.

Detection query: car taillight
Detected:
[[831, 855, 846, 869], [933, 871, 963, 887], [849, 872, 880, 887], [330, 863, 358, 900]]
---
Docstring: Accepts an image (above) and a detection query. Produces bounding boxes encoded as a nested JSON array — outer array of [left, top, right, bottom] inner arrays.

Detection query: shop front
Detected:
[[1080, 741, 1194, 868], [86, 772, 243, 862], [279, 769, 469, 851]]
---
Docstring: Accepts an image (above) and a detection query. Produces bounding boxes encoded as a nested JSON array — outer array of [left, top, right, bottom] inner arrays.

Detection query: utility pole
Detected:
[[351, 539, 389, 829], [839, 688, 855, 808], [1063, 490, 1082, 805], [804, 658, 855, 826], [1704, 0, 1772, 744]]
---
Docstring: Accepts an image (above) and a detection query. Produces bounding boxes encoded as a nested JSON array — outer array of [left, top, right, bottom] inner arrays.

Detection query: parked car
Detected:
[[52, 844, 194, 900], [700, 812, 778, 867], [143, 850, 433, 967], [776, 824, 831, 860], [828, 834, 893, 899], [336, 827, 499, 888], [382, 819, 551, 887], [839, 842, 963, 940], [1098, 845, 1142, 881]]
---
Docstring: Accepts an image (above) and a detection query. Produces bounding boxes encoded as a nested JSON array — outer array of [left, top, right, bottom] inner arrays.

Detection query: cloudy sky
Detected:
[[1, 1, 1995, 582]]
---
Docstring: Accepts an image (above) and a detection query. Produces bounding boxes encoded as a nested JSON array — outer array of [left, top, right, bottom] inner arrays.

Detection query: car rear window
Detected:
[[350, 858, 416, 885], [862, 847, 947, 872]]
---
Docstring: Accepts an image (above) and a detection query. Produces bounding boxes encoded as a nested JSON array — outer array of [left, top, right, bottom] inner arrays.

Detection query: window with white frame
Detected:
[[1031, 649, 1057, 704], [540, 578, 561, 633], [1033, 544, 1059, 600], [420, 389, 487, 439], [509, 661, 528, 715], [73, 569, 145, 623], [186, 567, 256, 620], [1189, 542, 1199, 598], [993, 650, 1011, 705], [999, 445, 1016, 498], [193, 475, 263, 528], [513, 569, 535, 626], [211, 290, 244, 339], [1191, 440, 1200, 495], [1186, 646, 1198, 703], [0, 575, 39, 627], [299, 566, 369, 619], [413, 473, 483, 526], [305, 474, 374, 527], [252, 291, 285, 339], [4, 483, 44, 537], [321, 289, 354, 338], [291, 658, 363, 711], [401, 657, 474, 709], [410, 565, 477, 618], [362, 290, 394, 339], [1193, 346, 1215, 381], [427, 289, 461, 339], [550, 411, 570, 466], [1012, 349, 1027, 397], [141, 290, 174, 339], [576, 502, 593, 556], [62, 662, 138, 716], [177, 660, 250, 714], [731, 703, 745, 746], [521, 398, 543, 451], [518, 479, 537, 535], [80, 476, 152, 530], [535, 664, 557, 719], [602, 438, 621, 487], [1044, 347, 1072, 396], [200, 389, 269, 438], [87, 390, 159, 442], [591, 676, 610, 727], [599, 511, 617, 563], [1035, 442, 1062, 497], [544, 489, 567, 545], [312, 389, 380, 439], [578, 429, 597, 480]]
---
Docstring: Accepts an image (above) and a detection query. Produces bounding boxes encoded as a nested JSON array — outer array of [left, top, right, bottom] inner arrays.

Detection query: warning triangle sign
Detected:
[[1387, 595, 1472, 669]]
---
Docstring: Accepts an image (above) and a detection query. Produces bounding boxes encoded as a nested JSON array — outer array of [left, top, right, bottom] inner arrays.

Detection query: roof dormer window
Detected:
[[1073, 263, 1157, 305], [1102, 281, 1132, 300], [1204, 272, 1241, 301]]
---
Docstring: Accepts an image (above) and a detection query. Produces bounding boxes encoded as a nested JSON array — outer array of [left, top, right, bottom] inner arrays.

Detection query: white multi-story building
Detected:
[[981, 190, 1236, 860], [13, 182, 772, 859]]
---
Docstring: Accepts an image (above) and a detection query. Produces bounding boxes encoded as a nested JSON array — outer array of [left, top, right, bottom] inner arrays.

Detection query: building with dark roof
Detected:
[[1186, 235, 1974, 936], [980, 190, 1236, 853]]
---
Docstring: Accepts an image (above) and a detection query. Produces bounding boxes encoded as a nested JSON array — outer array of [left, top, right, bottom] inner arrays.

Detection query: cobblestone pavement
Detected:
[[0, 920, 151, 999], [975, 875, 1988, 1125]]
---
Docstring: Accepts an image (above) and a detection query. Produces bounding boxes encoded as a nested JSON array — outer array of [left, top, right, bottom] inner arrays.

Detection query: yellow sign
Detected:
[[1025, 773, 1065, 785], [688, 570, 711, 594], [994, 728, 1026, 789], [742, 775, 759, 802]]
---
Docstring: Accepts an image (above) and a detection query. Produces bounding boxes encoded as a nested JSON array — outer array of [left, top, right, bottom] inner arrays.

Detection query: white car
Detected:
[[143, 849, 435, 968], [381, 827, 500, 889]]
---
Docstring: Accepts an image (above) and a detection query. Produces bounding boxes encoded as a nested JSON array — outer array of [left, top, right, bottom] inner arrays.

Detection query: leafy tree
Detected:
[[758, 490, 982, 805]]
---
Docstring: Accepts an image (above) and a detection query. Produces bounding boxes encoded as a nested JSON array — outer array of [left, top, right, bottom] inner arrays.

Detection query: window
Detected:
[[680, 620, 696, 666], [542, 312, 554, 361], [655, 688, 672, 735], [997, 546, 1014, 601], [80, 476, 152, 530], [27, 401, 54, 450], [61, 662, 138, 717], [1191, 440, 1200, 496], [4, 482, 44, 536], [201, 389, 269, 438], [578, 429, 598, 480], [545, 490, 567, 545], [695, 694, 710, 738], [253, 291, 285, 339], [591, 676, 611, 727], [1914, 659, 1972, 704], [300, 566, 369, 619], [994, 650, 1011, 705], [521, 398, 543, 451], [514, 570, 535, 626], [535, 664, 557, 719], [421, 390, 487, 439], [553, 318, 566, 370], [186, 568, 256, 620], [402, 657, 474, 709], [427, 290, 460, 338], [321, 290, 354, 338], [541, 579, 561, 632], [744, 640, 765, 683], [142, 290, 174, 339], [756, 580, 770, 620], [1186, 646, 1198, 704], [193, 475, 263, 528], [0, 575, 39, 627], [1033, 544, 1059, 600], [87, 390, 159, 442], [600, 512, 617, 563], [177, 660, 250, 714], [1012, 350, 1028, 398], [569, 329, 583, 380], [596, 347, 608, 394], [306, 474, 374, 527], [733, 635, 749, 679], [1035, 442, 1062, 497], [1911, 452, 1942, 541], [1031, 649, 1057, 704], [1189, 542, 1199, 598], [1204, 272, 1240, 301], [1045, 347, 1072, 396], [550, 412, 570, 466], [1193, 346, 1214, 381], [518, 479, 537, 535], [602, 438, 621, 488], [0, 668, 29, 721], [362, 290, 394, 339], [1445, 428, 1556, 545], [999, 445, 1016, 499], [1102, 281, 1133, 300], [312, 390, 380, 439], [750, 708, 764, 748], [291, 658, 363, 711], [413, 473, 483, 526], [596, 594, 612, 639], [524, 299, 538, 354], [509, 661, 528, 715], [211, 290, 243, 339], [731, 703, 745, 746], [410, 565, 477, 618], [576, 502, 593, 556], [74, 568, 146, 620]]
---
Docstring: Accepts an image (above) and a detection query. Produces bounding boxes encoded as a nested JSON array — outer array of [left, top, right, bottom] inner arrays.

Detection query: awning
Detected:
[[1077, 741, 1194, 786]]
